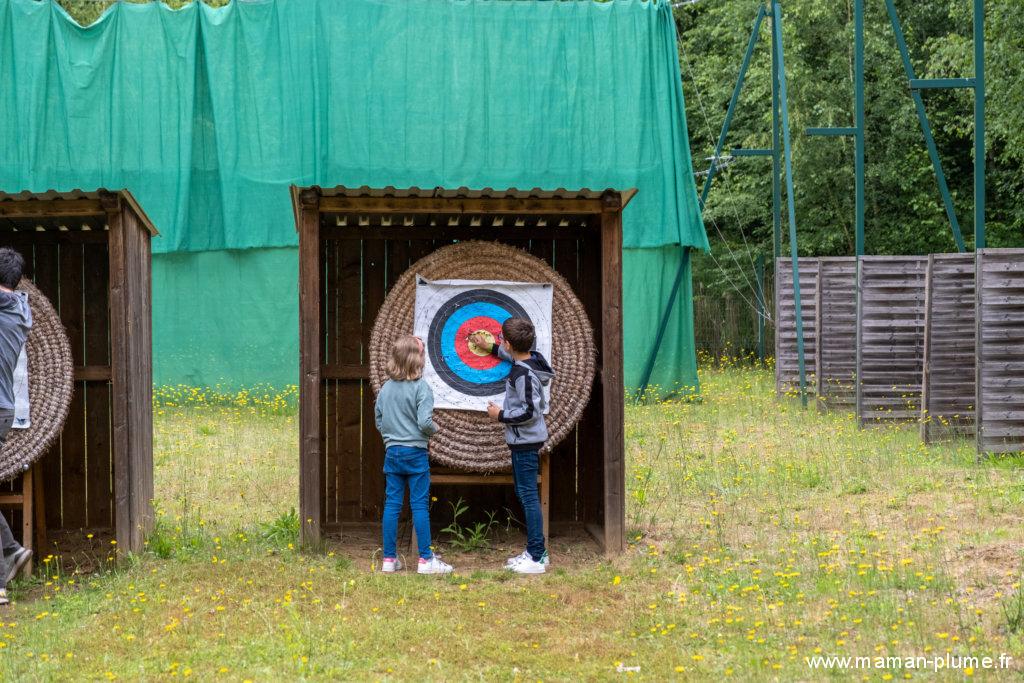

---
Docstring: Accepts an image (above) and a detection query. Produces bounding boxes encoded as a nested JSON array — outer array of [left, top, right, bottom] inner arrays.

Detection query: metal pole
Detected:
[[974, 0, 985, 249], [771, 3, 782, 259], [699, 4, 767, 206], [854, 0, 865, 256], [772, 0, 808, 407], [884, 0, 966, 252]]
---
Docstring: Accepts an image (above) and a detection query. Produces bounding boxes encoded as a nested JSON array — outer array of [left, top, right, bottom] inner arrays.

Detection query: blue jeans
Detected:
[[382, 446, 433, 560], [511, 449, 545, 562]]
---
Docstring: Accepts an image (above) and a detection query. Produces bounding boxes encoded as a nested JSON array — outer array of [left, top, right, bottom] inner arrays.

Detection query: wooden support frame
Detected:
[[975, 249, 1024, 455], [920, 253, 976, 443], [293, 186, 633, 555], [0, 190, 156, 555], [855, 256, 928, 428]]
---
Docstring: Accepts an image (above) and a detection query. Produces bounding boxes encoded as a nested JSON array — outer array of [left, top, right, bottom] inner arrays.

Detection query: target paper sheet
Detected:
[[414, 277, 553, 411]]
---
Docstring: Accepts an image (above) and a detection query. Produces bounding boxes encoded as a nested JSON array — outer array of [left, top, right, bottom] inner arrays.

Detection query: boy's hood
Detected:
[[518, 352, 554, 383], [0, 290, 27, 312]]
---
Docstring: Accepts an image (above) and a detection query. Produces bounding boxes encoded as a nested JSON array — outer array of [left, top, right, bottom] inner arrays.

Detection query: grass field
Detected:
[[0, 366, 1022, 681]]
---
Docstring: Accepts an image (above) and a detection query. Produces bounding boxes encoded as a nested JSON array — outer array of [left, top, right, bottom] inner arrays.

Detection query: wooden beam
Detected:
[[321, 364, 369, 380], [317, 196, 607, 215], [321, 224, 590, 242], [599, 200, 625, 555], [74, 365, 112, 381], [298, 193, 322, 545], [0, 199, 105, 218]]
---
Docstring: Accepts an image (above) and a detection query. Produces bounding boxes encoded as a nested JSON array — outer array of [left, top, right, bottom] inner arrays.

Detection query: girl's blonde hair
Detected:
[[386, 334, 424, 381]]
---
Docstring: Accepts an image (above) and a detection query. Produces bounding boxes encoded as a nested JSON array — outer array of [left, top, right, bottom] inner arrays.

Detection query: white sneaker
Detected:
[[381, 557, 403, 573], [505, 550, 549, 568], [417, 556, 453, 575], [509, 556, 546, 574]]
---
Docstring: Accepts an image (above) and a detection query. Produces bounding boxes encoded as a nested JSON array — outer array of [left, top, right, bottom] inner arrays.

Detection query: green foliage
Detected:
[[440, 498, 499, 553], [260, 508, 300, 548], [676, 0, 1023, 296]]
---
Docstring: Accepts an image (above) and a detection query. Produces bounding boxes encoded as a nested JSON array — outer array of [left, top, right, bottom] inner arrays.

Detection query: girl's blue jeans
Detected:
[[382, 445, 433, 560]]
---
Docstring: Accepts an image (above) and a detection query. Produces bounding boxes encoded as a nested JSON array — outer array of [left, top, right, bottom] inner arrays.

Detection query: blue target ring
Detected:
[[439, 302, 513, 384], [427, 288, 532, 397]]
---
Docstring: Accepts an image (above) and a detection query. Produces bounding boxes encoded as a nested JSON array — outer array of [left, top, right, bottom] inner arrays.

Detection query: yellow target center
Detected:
[[467, 330, 495, 357]]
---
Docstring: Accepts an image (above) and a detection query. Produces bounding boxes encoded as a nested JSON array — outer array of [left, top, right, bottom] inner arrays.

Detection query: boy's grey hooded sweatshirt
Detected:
[[491, 344, 555, 451], [0, 290, 31, 412]]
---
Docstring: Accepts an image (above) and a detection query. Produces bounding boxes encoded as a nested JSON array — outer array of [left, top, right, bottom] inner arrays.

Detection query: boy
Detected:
[[470, 318, 553, 574], [0, 248, 33, 605]]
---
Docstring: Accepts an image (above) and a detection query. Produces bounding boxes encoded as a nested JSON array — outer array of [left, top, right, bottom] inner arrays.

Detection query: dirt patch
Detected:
[[323, 522, 605, 573]]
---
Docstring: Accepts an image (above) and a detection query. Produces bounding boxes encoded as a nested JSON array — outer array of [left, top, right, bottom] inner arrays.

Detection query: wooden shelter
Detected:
[[292, 185, 634, 554], [0, 190, 155, 553]]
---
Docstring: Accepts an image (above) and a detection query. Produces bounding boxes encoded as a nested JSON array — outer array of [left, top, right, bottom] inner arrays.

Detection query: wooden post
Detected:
[[298, 190, 322, 545], [814, 270, 823, 410], [21, 466, 32, 575], [920, 254, 935, 443], [599, 192, 625, 555], [855, 257, 864, 428], [122, 203, 154, 551], [32, 462, 45, 562], [106, 197, 133, 552]]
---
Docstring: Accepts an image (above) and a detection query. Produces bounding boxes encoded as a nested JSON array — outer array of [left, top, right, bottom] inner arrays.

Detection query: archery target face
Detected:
[[414, 277, 553, 411]]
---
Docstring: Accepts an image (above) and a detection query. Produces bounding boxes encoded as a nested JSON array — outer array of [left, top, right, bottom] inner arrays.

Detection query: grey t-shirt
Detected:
[[0, 290, 32, 411]]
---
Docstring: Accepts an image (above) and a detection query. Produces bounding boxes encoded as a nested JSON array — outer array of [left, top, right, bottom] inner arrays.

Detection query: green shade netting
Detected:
[[1, 0, 707, 392], [152, 247, 699, 392]]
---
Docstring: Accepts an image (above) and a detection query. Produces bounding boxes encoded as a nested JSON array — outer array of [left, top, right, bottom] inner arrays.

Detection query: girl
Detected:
[[374, 335, 452, 574]]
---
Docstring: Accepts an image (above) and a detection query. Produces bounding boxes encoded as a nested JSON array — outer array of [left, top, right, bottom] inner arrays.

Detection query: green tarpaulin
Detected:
[[1, 0, 707, 391]]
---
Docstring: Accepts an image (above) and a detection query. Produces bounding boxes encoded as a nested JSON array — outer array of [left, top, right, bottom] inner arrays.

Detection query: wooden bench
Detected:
[[410, 452, 550, 556], [0, 463, 45, 576]]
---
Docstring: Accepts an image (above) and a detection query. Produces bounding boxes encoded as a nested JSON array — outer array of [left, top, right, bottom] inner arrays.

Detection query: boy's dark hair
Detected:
[[502, 317, 535, 353], [0, 248, 25, 290]]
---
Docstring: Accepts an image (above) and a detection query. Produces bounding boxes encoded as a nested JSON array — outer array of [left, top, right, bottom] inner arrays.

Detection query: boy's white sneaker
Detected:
[[505, 550, 549, 569], [417, 556, 453, 575], [509, 556, 546, 574], [381, 557, 403, 573]]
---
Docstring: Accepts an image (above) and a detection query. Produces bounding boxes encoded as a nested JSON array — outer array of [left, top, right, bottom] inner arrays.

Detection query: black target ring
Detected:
[[426, 288, 532, 397]]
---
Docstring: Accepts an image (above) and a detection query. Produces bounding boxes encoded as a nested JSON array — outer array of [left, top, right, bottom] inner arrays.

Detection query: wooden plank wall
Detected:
[[0, 236, 116, 536], [320, 233, 598, 528], [921, 253, 976, 443], [975, 249, 1024, 454], [814, 257, 857, 412], [774, 257, 818, 396], [856, 256, 927, 427]]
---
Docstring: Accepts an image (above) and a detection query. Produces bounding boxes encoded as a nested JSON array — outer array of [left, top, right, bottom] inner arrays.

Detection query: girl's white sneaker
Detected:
[[417, 556, 453, 575], [381, 557, 403, 573], [509, 555, 546, 574]]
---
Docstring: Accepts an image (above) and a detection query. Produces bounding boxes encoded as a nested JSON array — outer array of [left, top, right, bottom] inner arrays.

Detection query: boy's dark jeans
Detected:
[[0, 410, 24, 588], [511, 449, 546, 562]]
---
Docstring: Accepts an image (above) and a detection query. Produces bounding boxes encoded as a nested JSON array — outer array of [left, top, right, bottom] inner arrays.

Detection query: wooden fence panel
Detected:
[[814, 257, 857, 412], [856, 256, 927, 426], [921, 253, 976, 443], [774, 258, 818, 396], [976, 249, 1024, 454]]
